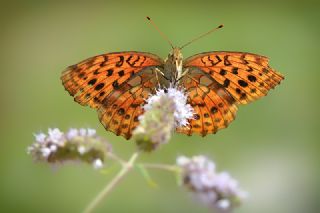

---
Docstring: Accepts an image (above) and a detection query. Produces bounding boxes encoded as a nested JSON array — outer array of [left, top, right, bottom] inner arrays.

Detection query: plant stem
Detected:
[[107, 152, 126, 165], [83, 152, 139, 213], [139, 163, 180, 172]]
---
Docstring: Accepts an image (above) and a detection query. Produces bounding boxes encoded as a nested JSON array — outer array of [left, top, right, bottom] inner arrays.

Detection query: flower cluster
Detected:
[[133, 86, 194, 151], [176, 155, 247, 212], [27, 128, 112, 169], [143, 87, 194, 127]]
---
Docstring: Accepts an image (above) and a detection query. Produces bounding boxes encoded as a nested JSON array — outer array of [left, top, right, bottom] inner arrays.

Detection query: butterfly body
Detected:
[[163, 47, 184, 85], [61, 48, 284, 139]]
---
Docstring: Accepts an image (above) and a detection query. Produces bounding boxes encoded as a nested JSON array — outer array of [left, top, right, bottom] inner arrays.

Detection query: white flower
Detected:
[[216, 199, 231, 210], [87, 128, 96, 137], [214, 172, 239, 195], [177, 155, 216, 173], [143, 86, 194, 128], [34, 133, 47, 143], [177, 155, 247, 211], [199, 172, 216, 188], [79, 128, 87, 137], [78, 145, 86, 155], [48, 128, 65, 144], [193, 155, 212, 170], [167, 87, 194, 127], [196, 191, 218, 205], [49, 145, 57, 152], [176, 156, 191, 166], [189, 173, 206, 190], [28, 128, 111, 168], [66, 128, 79, 140], [41, 147, 51, 158], [133, 86, 194, 151], [93, 159, 103, 169]]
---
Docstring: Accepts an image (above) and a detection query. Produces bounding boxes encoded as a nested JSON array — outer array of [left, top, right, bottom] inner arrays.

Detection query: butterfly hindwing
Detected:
[[177, 68, 238, 136], [98, 68, 165, 139], [61, 52, 164, 109], [183, 51, 284, 104]]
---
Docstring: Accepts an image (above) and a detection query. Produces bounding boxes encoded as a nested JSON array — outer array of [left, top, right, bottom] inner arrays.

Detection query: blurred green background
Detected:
[[1, 0, 319, 212]]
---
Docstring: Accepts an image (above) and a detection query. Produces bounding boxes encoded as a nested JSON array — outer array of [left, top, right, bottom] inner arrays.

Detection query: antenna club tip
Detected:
[[218, 24, 224, 28], [146, 16, 151, 20]]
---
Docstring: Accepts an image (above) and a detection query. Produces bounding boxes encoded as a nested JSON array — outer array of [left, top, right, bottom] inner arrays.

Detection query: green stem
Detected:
[[83, 152, 139, 213], [139, 163, 180, 172], [107, 152, 126, 165]]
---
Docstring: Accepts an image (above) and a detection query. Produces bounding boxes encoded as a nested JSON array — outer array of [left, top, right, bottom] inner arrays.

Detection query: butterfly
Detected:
[[61, 17, 284, 139]]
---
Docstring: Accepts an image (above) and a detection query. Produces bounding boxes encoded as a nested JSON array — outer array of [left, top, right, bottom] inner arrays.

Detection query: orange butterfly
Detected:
[[61, 17, 284, 139]]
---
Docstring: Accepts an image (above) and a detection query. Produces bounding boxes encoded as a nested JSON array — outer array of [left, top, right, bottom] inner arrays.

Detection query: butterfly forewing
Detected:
[[61, 52, 164, 139], [183, 51, 284, 105], [61, 52, 164, 109]]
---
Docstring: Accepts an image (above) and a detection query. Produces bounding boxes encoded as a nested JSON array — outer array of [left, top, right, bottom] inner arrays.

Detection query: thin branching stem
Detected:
[[83, 151, 139, 213], [107, 152, 126, 165], [139, 163, 181, 173]]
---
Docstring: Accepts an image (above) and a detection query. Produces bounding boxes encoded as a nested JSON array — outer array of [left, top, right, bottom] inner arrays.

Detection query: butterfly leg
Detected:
[[177, 68, 190, 82], [154, 67, 170, 88], [154, 68, 162, 87]]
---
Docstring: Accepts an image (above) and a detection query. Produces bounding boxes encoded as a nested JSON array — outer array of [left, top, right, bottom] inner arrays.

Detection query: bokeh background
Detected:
[[1, 0, 319, 212]]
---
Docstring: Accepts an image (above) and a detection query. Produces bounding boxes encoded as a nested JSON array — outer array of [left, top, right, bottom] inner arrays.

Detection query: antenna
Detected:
[[146, 16, 174, 49], [180, 24, 224, 49]]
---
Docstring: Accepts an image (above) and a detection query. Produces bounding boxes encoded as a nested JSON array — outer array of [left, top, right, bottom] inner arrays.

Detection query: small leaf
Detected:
[[136, 165, 158, 188]]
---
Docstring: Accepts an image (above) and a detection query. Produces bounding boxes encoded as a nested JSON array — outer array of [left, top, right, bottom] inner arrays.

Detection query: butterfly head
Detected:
[[169, 47, 183, 71]]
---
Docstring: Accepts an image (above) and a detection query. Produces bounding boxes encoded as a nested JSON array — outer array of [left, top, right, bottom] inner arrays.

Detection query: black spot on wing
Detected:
[[116, 56, 124, 67]]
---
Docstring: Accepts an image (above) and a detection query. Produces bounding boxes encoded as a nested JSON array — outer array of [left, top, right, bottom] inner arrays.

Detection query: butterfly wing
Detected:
[[61, 52, 164, 109], [98, 68, 166, 139], [176, 68, 238, 136], [61, 52, 165, 139], [183, 51, 284, 104]]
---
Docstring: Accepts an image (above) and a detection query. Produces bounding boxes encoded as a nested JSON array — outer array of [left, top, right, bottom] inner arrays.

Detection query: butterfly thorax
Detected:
[[163, 47, 184, 85]]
